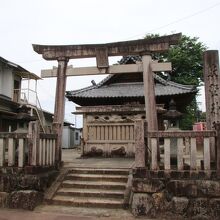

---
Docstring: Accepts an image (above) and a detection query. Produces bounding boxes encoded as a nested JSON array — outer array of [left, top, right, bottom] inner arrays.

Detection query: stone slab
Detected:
[[8, 190, 43, 210], [167, 180, 220, 198], [131, 193, 153, 216], [132, 178, 164, 193], [171, 197, 189, 214]]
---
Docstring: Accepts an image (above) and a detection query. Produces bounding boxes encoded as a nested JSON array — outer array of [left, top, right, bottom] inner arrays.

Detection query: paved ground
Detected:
[[62, 148, 135, 169], [35, 205, 136, 219], [0, 207, 136, 220]]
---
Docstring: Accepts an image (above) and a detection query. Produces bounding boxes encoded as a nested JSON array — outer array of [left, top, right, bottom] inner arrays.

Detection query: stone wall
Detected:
[[131, 169, 220, 219], [0, 167, 58, 210]]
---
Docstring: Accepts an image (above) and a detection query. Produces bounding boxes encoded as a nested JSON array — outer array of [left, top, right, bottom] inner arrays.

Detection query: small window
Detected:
[[141, 115, 146, 119], [94, 116, 99, 120], [104, 116, 109, 120], [121, 116, 127, 120]]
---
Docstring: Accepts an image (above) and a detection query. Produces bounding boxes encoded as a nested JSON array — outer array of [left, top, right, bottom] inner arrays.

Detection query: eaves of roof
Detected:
[[66, 74, 197, 99]]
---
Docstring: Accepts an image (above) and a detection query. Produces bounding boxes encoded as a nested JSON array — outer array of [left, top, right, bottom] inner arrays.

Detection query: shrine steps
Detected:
[[46, 168, 130, 209]]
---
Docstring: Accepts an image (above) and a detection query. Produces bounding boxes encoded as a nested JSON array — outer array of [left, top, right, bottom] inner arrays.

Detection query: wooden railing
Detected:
[[87, 123, 135, 143], [148, 130, 216, 170], [0, 123, 57, 168], [135, 120, 220, 172]]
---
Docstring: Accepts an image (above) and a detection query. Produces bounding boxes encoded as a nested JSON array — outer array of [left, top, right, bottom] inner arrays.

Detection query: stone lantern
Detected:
[[15, 105, 36, 133], [163, 99, 183, 164], [163, 99, 182, 130]]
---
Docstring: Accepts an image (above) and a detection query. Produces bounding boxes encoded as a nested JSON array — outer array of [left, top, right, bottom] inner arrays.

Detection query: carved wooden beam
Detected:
[[33, 33, 181, 60], [41, 62, 172, 78]]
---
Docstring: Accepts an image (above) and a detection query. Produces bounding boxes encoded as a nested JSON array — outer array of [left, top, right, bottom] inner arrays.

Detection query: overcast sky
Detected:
[[1, 0, 220, 127]]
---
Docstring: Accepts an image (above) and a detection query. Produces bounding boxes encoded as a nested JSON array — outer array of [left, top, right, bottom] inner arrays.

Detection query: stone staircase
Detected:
[[46, 168, 130, 209]]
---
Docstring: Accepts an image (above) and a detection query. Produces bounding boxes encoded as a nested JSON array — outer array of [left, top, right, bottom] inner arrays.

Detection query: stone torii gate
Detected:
[[32, 33, 181, 164]]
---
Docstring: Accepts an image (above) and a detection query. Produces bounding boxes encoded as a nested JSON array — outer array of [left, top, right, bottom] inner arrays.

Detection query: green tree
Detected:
[[145, 34, 207, 129]]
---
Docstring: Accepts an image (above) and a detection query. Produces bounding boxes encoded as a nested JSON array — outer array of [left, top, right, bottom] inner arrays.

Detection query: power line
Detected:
[[123, 1, 220, 40]]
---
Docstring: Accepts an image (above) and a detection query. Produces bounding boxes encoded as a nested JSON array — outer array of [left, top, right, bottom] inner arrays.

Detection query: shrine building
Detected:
[[66, 56, 197, 157]]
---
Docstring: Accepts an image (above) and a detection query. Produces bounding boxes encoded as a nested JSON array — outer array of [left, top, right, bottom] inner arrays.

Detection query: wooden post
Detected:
[[39, 139, 43, 165], [216, 122, 220, 176], [46, 139, 50, 165], [49, 139, 53, 165], [53, 57, 69, 164], [142, 55, 159, 164], [164, 138, 170, 170], [203, 50, 220, 160], [203, 137, 210, 170], [135, 120, 146, 167], [190, 138, 197, 170], [0, 138, 5, 167], [142, 55, 158, 131], [42, 139, 46, 165], [52, 139, 56, 165], [177, 138, 184, 170], [151, 138, 158, 170], [18, 138, 25, 167], [8, 138, 15, 166], [28, 121, 40, 166]]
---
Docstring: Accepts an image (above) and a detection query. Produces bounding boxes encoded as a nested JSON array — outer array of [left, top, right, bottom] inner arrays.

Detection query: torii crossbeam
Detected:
[[32, 33, 181, 165]]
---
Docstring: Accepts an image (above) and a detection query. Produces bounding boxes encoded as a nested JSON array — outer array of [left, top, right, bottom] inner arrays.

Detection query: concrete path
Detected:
[[62, 148, 135, 169], [35, 205, 136, 219], [0, 207, 161, 220]]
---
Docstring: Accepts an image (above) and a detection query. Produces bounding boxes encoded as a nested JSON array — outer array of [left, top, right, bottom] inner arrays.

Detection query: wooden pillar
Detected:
[[28, 121, 40, 166], [53, 57, 69, 163], [142, 55, 158, 131], [142, 55, 159, 164], [203, 50, 220, 160], [216, 122, 220, 177], [0, 138, 5, 166], [135, 120, 146, 168], [8, 138, 15, 166], [81, 113, 88, 156], [18, 138, 25, 167]]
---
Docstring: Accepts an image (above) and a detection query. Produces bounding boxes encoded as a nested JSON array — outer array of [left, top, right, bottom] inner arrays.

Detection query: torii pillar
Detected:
[[53, 57, 69, 163]]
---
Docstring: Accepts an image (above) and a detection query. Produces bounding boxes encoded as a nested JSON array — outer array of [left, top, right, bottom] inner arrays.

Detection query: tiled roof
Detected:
[[66, 75, 196, 99], [118, 55, 142, 64], [66, 55, 197, 100]]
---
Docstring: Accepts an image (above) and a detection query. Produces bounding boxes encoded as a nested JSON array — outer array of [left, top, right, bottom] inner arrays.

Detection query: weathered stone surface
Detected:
[[187, 198, 208, 217], [132, 178, 164, 193], [131, 193, 153, 216], [111, 147, 126, 157], [8, 190, 43, 210], [167, 180, 197, 197], [0, 192, 8, 207], [0, 170, 58, 192], [172, 197, 189, 214], [167, 180, 220, 198], [191, 215, 210, 220], [197, 180, 220, 197], [209, 198, 220, 218], [152, 192, 170, 212], [84, 147, 103, 157]]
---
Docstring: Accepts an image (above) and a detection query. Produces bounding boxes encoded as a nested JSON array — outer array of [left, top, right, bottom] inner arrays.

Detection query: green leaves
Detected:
[[145, 33, 207, 129], [168, 35, 207, 86], [145, 34, 207, 86]]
